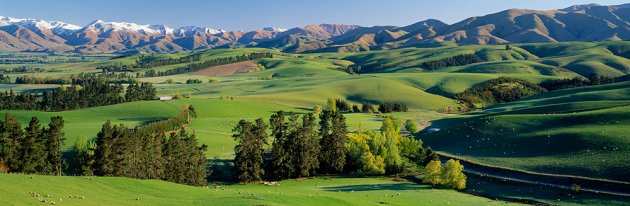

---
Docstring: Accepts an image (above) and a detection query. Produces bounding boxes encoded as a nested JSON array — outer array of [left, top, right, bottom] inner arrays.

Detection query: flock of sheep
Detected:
[[29, 191, 85, 205]]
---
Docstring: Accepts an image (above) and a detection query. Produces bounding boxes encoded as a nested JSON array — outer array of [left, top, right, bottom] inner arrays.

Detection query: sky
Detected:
[[1, 0, 628, 31]]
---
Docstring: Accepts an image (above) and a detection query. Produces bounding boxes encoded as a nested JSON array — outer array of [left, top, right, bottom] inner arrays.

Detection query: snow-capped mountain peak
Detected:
[[262, 27, 287, 32], [83, 19, 173, 35], [0, 16, 81, 35], [173, 26, 223, 36]]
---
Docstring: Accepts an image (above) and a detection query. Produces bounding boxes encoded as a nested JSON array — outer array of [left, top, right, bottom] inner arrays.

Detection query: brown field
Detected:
[[192, 61, 258, 76]]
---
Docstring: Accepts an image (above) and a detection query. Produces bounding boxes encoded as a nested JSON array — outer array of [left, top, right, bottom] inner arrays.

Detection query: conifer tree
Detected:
[[319, 111, 347, 173], [44, 116, 65, 175], [20, 117, 46, 174]]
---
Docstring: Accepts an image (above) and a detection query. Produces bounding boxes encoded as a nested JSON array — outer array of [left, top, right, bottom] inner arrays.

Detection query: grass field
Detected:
[[0, 173, 521, 206], [423, 81, 630, 182], [2, 42, 630, 205]]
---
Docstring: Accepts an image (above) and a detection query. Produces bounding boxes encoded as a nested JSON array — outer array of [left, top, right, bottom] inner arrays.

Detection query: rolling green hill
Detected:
[[424, 81, 630, 182], [0, 174, 519, 206]]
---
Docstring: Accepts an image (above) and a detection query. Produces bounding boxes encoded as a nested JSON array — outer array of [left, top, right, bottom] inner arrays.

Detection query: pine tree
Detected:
[[94, 121, 115, 176], [3, 113, 23, 171], [232, 119, 264, 182], [295, 113, 319, 177], [319, 111, 347, 174], [44, 116, 65, 175], [20, 117, 46, 174], [269, 111, 292, 179]]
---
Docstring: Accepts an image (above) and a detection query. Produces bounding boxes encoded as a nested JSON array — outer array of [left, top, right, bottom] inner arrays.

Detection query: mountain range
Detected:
[[0, 3, 628, 53]]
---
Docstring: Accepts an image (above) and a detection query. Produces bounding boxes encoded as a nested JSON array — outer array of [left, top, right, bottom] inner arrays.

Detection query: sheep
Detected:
[[50, 201, 55, 205], [59, 198, 62, 201], [136, 198, 141, 201]]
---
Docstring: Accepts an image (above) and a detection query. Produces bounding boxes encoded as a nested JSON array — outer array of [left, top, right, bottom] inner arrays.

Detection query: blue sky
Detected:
[[1, 0, 627, 31]]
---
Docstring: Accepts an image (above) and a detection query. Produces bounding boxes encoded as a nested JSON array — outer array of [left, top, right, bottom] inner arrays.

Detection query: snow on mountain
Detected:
[[173, 26, 224, 36], [262, 27, 288, 32], [82, 20, 174, 35], [0, 16, 81, 34]]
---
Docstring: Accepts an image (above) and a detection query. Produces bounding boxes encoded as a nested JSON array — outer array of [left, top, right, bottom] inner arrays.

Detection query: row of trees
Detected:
[[97, 54, 204, 73], [73, 105, 208, 186], [0, 74, 9, 84], [455, 77, 547, 108], [0, 77, 156, 111], [124, 83, 157, 102], [421, 54, 483, 70], [232, 110, 442, 184], [539, 73, 615, 91], [0, 113, 66, 176], [324, 98, 406, 114], [232, 110, 348, 182], [144, 53, 273, 77], [14, 72, 139, 85]]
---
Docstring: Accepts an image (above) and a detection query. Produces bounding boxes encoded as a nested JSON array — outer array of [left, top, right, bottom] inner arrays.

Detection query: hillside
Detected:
[[423, 81, 630, 182], [0, 4, 627, 53], [0, 174, 520, 206]]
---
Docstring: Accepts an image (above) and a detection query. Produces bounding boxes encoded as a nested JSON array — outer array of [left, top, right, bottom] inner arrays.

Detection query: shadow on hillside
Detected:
[[323, 183, 424, 192], [119, 117, 169, 125]]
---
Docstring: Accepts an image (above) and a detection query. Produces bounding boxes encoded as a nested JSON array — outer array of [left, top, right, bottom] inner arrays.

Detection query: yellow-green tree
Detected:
[[441, 159, 466, 189], [326, 98, 336, 112], [423, 160, 442, 185], [313, 105, 322, 117], [346, 133, 385, 175]]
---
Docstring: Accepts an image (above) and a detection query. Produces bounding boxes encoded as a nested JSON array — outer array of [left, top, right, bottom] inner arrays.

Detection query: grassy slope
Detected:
[[0, 173, 519, 206], [424, 81, 630, 182]]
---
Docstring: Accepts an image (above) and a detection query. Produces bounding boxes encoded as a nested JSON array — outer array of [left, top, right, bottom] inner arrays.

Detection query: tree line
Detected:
[[230, 110, 458, 187], [97, 54, 203, 73], [0, 113, 66, 176], [421, 54, 483, 70], [324, 98, 407, 114], [0, 76, 156, 111], [143, 53, 273, 77], [72, 105, 208, 186], [539, 73, 615, 91], [14, 72, 139, 85], [0, 74, 9, 84]]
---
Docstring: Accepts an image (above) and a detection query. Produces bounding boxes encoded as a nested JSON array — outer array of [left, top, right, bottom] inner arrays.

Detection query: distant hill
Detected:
[[0, 3, 628, 53]]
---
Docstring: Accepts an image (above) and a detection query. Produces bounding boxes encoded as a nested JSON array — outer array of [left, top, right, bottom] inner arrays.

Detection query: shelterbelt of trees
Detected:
[[0, 76, 156, 111], [14, 72, 140, 84], [96, 52, 273, 77], [455, 74, 616, 108], [1, 105, 208, 186], [0, 114, 66, 175], [230, 109, 467, 190]]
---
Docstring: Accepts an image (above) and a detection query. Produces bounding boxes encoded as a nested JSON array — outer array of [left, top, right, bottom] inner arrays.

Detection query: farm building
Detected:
[[158, 96, 173, 101]]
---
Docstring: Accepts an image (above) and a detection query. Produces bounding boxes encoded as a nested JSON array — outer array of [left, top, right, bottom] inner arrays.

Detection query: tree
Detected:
[[269, 111, 293, 179], [441, 159, 466, 190], [346, 133, 385, 175], [313, 105, 322, 117], [73, 136, 95, 176], [2, 113, 23, 171], [44, 116, 65, 175], [505, 44, 512, 50], [404, 119, 418, 135], [94, 121, 115, 176], [294, 113, 320, 177], [19, 117, 46, 174], [232, 119, 265, 182], [319, 111, 347, 173], [423, 160, 442, 186], [326, 98, 337, 112]]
